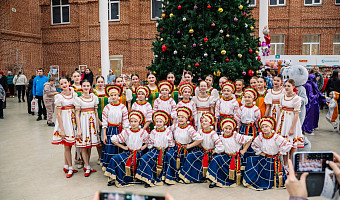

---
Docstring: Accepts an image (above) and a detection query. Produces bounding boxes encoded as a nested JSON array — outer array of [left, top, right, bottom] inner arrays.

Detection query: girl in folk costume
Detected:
[[276, 79, 304, 167], [195, 75, 220, 103], [215, 81, 240, 134], [167, 72, 179, 103], [207, 117, 252, 188], [71, 70, 84, 168], [249, 76, 258, 89], [105, 110, 149, 187], [130, 73, 140, 104], [256, 77, 267, 117], [164, 107, 203, 184], [239, 87, 261, 158], [115, 77, 133, 112], [177, 82, 197, 127], [131, 85, 153, 131], [153, 80, 177, 125], [135, 111, 175, 187], [179, 112, 224, 183], [71, 71, 83, 97], [52, 77, 78, 178], [101, 84, 129, 171], [192, 81, 215, 130], [243, 116, 292, 190], [74, 80, 100, 177], [218, 76, 228, 98], [93, 76, 109, 165], [146, 72, 159, 107], [264, 74, 285, 123], [326, 91, 339, 132], [179, 70, 194, 85], [235, 79, 245, 107]]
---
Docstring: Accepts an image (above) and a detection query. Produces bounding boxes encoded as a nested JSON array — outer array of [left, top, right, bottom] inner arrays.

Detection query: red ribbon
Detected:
[[202, 148, 214, 168], [125, 149, 140, 177]]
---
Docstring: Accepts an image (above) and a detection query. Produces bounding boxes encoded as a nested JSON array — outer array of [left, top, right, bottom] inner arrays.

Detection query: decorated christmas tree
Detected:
[[147, 0, 262, 85]]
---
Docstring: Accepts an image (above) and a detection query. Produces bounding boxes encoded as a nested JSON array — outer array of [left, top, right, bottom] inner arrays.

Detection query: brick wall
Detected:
[[1, 0, 339, 81]]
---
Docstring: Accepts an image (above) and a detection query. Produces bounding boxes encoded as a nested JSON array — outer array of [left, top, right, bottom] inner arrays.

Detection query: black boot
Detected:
[[107, 180, 115, 186], [209, 182, 216, 188], [144, 183, 151, 188]]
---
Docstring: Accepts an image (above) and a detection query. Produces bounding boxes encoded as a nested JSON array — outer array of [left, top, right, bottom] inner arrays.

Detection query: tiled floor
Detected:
[[0, 98, 339, 200]]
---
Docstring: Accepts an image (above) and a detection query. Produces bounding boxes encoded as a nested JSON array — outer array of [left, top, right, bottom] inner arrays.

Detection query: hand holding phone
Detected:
[[286, 159, 308, 199]]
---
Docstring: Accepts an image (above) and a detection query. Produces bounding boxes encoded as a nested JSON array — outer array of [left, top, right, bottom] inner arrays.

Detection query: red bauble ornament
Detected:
[[225, 58, 229, 62], [160, 28, 163, 31], [258, 42, 262, 47], [243, 12, 246, 16], [257, 56, 261, 61], [207, 5, 211, 9], [203, 37, 209, 42], [178, 5, 182, 9], [195, 62, 200, 67], [249, 49, 253, 53], [248, 69, 254, 77], [162, 45, 168, 52]]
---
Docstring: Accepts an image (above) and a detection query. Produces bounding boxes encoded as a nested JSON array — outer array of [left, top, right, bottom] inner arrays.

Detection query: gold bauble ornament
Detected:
[[221, 50, 226, 55], [218, 8, 223, 13], [188, 65, 191, 68], [153, 71, 156, 74], [238, 5, 243, 10], [161, 13, 166, 19], [250, 26, 254, 30], [238, 54, 242, 58], [160, 38, 164, 41], [226, 34, 230, 38], [189, 28, 194, 33], [255, 50, 259, 54], [169, 13, 174, 18]]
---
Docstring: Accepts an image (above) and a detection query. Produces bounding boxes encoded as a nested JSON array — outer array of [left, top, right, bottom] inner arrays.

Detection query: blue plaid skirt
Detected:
[[135, 147, 167, 186], [104, 150, 143, 187], [206, 153, 245, 187], [179, 150, 213, 183], [243, 155, 287, 190], [239, 124, 258, 159], [100, 126, 122, 171], [164, 145, 196, 184]]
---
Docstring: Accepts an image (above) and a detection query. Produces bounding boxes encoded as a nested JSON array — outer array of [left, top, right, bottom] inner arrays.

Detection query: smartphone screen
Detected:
[[100, 192, 165, 200], [294, 152, 334, 173]]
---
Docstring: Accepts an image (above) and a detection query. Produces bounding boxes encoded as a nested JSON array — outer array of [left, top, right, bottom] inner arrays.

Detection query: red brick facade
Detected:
[[1, 0, 339, 79]]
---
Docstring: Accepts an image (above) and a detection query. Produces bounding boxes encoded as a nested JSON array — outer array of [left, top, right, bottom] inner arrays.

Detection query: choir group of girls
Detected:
[[52, 70, 303, 191]]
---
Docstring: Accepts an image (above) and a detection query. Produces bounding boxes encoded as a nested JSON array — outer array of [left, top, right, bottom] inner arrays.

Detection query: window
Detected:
[[304, 0, 322, 6], [302, 35, 320, 55], [51, 0, 70, 24], [109, 0, 119, 21], [248, 0, 256, 7], [270, 35, 285, 55], [334, 35, 340, 55], [151, 0, 162, 20], [269, 0, 286, 6], [336, 0, 340, 5]]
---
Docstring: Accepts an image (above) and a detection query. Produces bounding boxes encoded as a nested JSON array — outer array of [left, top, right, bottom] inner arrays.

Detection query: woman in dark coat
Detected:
[[83, 68, 94, 86], [27, 75, 35, 115]]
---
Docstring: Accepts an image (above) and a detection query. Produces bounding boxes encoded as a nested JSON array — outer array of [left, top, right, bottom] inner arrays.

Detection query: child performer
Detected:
[[130, 73, 140, 104], [105, 110, 149, 187], [239, 87, 261, 158], [167, 72, 179, 103], [135, 111, 174, 187], [179, 112, 224, 183], [207, 117, 252, 188], [326, 91, 339, 132], [131, 85, 152, 131], [101, 84, 129, 171], [164, 107, 203, 184], [115, 77, 132, 112], [179, 70, 194, 85], [215, 81, 240, 134], [235, 79, 245, 107], [71, 70, 84, 169], [177, 82, 197, 127], [52, 77, 78, 178], [71, 71, 83, 97], [277, 79, 304, 166], [195, 75, 219, 103], [249, 77, 258, 89], [94, 76, 108, 165], [146, 72, 159, 107], [264, 74, 284, 122], [153, 80, 177, 125], [192, 81, 215, 130], [243, 116, 292, 190], [256, 77, 267, 117], [74, 80, 100, 177]]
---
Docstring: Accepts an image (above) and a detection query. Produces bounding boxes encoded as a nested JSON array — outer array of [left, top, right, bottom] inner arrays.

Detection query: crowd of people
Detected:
[[0, 66, 339, 197]]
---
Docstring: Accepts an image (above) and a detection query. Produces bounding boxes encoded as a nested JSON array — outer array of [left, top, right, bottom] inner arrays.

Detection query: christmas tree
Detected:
[[147, 0, 262, 85]]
